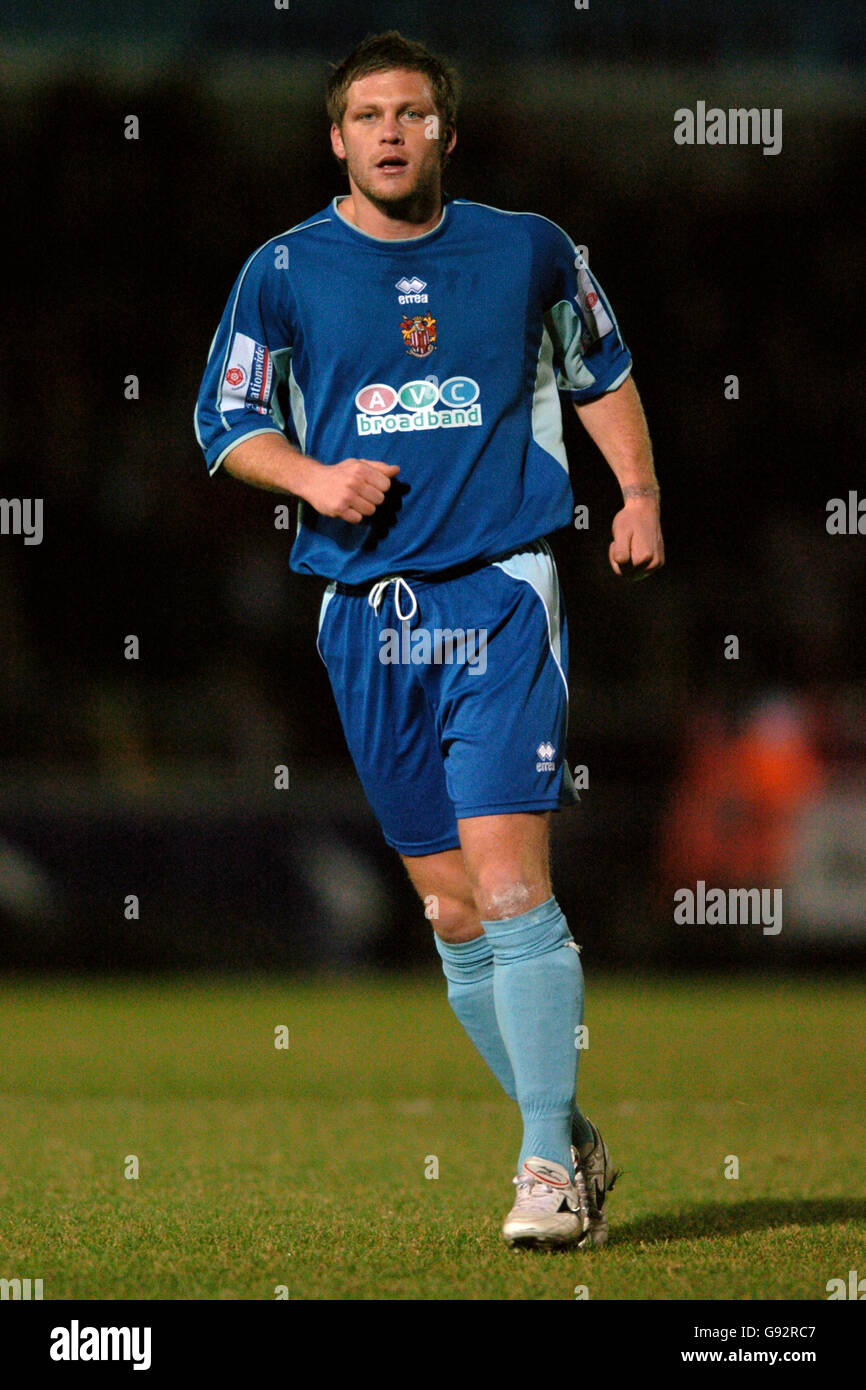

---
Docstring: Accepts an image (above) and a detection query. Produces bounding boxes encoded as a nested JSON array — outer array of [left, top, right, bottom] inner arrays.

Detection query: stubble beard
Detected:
[[346, 153, 443, 223]]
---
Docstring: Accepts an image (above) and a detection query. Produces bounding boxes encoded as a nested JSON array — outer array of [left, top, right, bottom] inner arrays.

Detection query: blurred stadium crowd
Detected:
[[1, 4, 865, 965]]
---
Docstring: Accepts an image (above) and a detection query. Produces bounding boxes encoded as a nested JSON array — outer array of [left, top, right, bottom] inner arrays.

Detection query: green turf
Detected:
[[0, 973, 864, 1300]]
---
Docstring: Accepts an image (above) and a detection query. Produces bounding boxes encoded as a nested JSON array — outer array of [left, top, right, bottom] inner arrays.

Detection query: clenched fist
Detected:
[[609, 496, 664, 579], [303, 458, 401, 524]]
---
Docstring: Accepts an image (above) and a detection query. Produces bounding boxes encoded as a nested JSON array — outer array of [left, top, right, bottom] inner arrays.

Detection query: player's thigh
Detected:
[[317, 585, 460, 856], [457, 810, 552, 920], [433, 541, 576, 822], [400, 847, 483, 942]]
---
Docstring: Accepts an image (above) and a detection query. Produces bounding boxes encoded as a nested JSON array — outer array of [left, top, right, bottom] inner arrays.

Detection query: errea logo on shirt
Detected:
[[355, 377, 482, 436], [395, 276, 428, 304]]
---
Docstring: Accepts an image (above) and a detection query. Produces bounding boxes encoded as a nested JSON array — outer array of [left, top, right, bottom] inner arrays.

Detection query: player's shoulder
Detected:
[[240, 204, 337, 277], [449, 198, 577, 251]]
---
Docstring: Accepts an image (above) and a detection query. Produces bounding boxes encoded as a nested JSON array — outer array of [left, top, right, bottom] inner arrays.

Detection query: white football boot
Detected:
[[502, 1157, 591, 1249], [571, 1118, 619, 1248]]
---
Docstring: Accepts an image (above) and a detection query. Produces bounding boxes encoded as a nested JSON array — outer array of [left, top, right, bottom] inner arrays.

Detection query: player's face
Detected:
[[331, 69, 455, 214]]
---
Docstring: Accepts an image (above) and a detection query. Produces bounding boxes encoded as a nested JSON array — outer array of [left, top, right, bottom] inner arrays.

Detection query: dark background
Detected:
[[2, 0, 865, 969]]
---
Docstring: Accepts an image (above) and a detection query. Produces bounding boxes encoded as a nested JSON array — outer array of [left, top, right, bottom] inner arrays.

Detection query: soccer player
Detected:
[[194, 31, 664, 1249]]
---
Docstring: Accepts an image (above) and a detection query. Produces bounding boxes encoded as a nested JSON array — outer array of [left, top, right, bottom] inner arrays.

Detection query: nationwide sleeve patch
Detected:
[[576, 268, 614, 342], [219, 332, 275, 415]]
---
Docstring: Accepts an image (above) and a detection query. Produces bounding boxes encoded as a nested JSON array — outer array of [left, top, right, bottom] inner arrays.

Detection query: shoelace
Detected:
[[573, 1167, 590, 1219], [512, 1169, 591, 1222], [367, 576, 419, 622], [511, 1176, 559, 1210]]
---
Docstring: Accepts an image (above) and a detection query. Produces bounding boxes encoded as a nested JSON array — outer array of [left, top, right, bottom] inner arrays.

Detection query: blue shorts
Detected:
[[316, 538, 579, 856]]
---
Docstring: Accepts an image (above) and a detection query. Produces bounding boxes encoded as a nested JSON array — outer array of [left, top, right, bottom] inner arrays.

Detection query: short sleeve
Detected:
[[542, 226, 632, 404], [194, 243, 294, 475]]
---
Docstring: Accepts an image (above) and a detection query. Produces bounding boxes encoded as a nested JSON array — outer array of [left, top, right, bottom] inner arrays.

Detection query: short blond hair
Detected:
[[326, 31, 458, 142]]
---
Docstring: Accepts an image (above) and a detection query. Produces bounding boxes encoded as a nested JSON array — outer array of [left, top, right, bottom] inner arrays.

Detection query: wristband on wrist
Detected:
[[622, 484, 660, 502]]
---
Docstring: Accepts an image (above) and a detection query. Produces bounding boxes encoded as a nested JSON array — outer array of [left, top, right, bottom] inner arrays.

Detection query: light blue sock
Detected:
[[434, 934, 517, 1101], [483, 896, 583, 1178]]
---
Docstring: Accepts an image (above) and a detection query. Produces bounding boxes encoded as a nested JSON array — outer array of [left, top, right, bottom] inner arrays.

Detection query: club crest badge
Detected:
[[400, 313, 437, 358]]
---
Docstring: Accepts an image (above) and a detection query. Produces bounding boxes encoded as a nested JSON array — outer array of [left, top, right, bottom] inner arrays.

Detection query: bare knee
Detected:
[[425, 893, 483, 944], [457, 813, 552, 922], [474, 876, 550, 922]]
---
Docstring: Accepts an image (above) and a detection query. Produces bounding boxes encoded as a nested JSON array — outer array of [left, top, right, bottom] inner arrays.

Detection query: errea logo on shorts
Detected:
[[355, 378, 482, 436], [536, 742, 556, 772]]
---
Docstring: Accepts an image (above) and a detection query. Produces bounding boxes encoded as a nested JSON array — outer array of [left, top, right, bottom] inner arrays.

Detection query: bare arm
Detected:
[[574, 375, 664, 578], [221, 433, 399, 526]]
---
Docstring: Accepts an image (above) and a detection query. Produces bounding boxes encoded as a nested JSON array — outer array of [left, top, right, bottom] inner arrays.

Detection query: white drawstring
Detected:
[[367, 576, 419, 622]]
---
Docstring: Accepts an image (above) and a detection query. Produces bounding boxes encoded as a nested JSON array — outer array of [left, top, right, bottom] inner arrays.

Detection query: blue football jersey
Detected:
[[194, 197, 632, 583]]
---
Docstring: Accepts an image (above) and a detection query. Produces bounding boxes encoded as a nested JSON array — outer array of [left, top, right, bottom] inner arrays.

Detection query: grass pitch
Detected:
[[0, 973, 864, 1301]]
